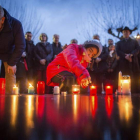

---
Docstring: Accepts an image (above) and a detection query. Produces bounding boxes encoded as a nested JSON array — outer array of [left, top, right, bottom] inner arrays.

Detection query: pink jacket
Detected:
[[46, 44, 90, 86]]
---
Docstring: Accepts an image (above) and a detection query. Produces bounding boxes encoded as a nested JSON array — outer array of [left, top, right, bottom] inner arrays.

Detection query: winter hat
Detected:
[[121, 26, 132, 34], [0, 6, 4, 18], [84, 39, 102, 58]]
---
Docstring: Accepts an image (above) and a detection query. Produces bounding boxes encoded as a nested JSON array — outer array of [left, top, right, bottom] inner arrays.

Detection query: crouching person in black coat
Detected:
[[0, 6, 25, 94]]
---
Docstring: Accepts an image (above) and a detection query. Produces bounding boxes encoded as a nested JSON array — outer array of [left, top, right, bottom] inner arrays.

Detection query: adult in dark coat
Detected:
[[25, 31, 35, 83], [116, 26, 140, 93], [0, 6, 25, 94], [34, 33, 53, 93], [89, 46, 108, 92], [52, 34, 63, 60], [105, 45, 119, 91]]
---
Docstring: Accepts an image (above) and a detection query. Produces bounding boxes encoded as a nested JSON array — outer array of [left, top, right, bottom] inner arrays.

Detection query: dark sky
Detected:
[[1, 0, 140, 45]]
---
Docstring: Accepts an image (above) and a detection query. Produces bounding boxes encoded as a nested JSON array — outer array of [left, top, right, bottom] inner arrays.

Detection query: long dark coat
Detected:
[[34, 42, 53, 70], [52, 42, 63, 60], [25, 40, 35, 69], [116, 38, 140, 76], [92, 46, 108, 73], [0, 8, 25, 66]]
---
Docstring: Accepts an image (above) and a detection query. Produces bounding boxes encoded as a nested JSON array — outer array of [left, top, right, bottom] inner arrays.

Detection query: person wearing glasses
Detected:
[[25, 31, 35, 84]]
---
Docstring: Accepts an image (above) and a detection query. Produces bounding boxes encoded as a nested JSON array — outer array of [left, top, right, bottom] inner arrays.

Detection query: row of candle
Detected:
[[0, 78, 113, 95], [53, 85, 113, 95], [0, 79, 45, 94]]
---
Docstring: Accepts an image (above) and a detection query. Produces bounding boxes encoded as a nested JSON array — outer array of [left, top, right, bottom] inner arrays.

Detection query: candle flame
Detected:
[[106, 86, 111, 89], [91, 86, 96, 89], [14, 85, 17, 88], [29, 83, 32, 87], [123, 80, 129, 83]]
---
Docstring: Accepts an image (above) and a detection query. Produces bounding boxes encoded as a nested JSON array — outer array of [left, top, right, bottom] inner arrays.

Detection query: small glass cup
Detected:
[[72, 85, 80, 94]]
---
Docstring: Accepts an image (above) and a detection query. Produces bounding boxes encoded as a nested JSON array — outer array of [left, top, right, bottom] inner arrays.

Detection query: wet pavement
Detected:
[[0, 94, 140, 140]]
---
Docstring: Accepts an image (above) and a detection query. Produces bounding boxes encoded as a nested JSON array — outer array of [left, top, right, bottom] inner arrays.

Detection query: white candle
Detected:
[[13, 85, 19, 94], [122, 80, 131, 94], [118, 71, 122, 93], [53, 86, 60, 94], [28, 84, 34, 94]]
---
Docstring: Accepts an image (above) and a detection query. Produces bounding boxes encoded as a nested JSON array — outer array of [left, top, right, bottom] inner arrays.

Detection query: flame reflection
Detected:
[[11, 95, 18, 127], [118, 95, 133, 123], [90, 96, 97, 118], [0, 96, 5, 120], [36, 96, 45, 123], [26, 95, 34, 128], [105, 95, 113, 118]]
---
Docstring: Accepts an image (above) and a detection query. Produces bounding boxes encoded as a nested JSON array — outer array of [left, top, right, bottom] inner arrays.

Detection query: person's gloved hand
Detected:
[[40, 59, 46, 65], [81, 76, 91, 88]]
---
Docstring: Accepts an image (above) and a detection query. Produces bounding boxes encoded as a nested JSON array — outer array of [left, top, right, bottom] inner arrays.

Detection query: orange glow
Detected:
[[72, 85, 80, 94]]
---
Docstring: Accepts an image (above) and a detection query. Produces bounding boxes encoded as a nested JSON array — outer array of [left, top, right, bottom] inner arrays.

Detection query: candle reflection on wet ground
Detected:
[[0, 96, 5, 121], [0, 94, 140, 140]]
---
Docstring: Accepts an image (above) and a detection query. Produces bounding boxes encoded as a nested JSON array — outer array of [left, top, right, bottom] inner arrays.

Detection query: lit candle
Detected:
[[37, 81, 45, 95], [90, 85, 97, 95], [28, 83, 34, 94], [0, 78, 5, 94], [105, 85, 113, 94], [121, 76, 131, 94], [53, 86, 60, 94], [72, 85, 80, 94], [118, 71, 122, 93], [13, 85, 19, 94]]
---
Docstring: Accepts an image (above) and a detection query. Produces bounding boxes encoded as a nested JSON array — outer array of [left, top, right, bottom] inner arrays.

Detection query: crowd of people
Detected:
[[0, 6, 140, 94]]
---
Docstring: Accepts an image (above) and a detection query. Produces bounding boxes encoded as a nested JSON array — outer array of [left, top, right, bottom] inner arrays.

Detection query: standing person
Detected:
[[70, 39, 78, 44], [105, 45, 119, 90], [116, 26, 140, 93], [46, 40, 102, 93], [52, 34, 63, 60], [25, 31, 35, 84], [0, 6, 25, 94], [108, 39, 114, 47], [34, 33, 53, 93], [88, 35, 108, 93]]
